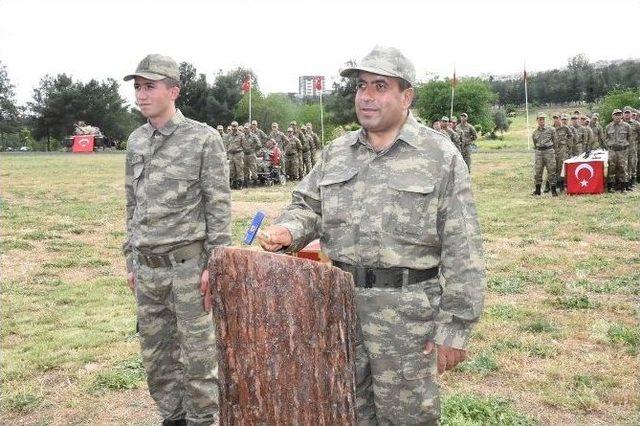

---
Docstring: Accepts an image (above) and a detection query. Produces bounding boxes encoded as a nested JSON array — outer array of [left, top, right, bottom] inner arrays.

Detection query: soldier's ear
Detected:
[[169, 86, 180, 101], [401, 87, 415, 109]]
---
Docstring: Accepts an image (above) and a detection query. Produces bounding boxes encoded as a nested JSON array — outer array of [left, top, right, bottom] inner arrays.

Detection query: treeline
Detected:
[[490, 54, 640, 106]]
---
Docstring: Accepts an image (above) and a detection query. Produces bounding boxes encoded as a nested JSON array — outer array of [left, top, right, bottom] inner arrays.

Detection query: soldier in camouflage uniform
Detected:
[[561, 114, 576, 155], [553, 113, 572, 192], [623, 106, 639, 189], [299, 126, 313, 175], [580, 115, 596, 152], [590, 113, 606, 149], [605, 109, 631, 192], [440, 116, 461, 152], [570, 113, 587, 156], [250, 120, 268, 144], [269, 122, 288, 177], [258, 46, 485, 425], [284, 127, 302, 180], [226, 121, 248, 189], [306, 123, 321, 166], [531, 113, 558, 196], [290, 121, 306, 178], [457, 113, 478, 172], [242, 124, 261, 186], [122, 54, 231, 426]]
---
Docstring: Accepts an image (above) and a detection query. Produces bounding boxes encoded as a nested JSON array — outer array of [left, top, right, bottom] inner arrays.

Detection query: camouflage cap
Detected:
[[339, 45, 415, 86], [571, 113, 579, 119], [612, 109, 623, 115], [216, 125, 223, 130], [460, 112, 468, 118], [290, 121, 297, 126], [124, 54, 180, 82], [287, 127, 293, 132], [251, 120, 258, 125], [231, 121, 239, 126], [451, 116, 458, 122], [537, 112, 546, 119], [591, 113, 599, 118], [552, 113, 560, 118], [623, 106, 633, 113], [441, 116, 449, 122], [561, 113, 569, 119]]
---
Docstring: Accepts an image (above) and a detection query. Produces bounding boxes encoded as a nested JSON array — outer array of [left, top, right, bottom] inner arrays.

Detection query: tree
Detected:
[[415, 78, 496, 134], [0, 61, 22, 148], [324, 61, 357, 126], [177, 62, 212, 124], [210, 67, 256, 126], [490, 109, 511, 139], [596, 89, 640, 126]]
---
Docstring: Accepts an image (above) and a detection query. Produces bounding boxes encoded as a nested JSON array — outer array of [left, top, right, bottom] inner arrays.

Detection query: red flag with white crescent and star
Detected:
[[314, 76, 323, 91], [242, 76, 251, 94], [565, 159, 605, 194]]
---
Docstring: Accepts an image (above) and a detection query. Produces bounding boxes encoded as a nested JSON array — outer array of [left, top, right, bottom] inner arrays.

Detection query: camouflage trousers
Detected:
[[228, 153, 244, 183], [286, 154, 300, 180], [298, 153, 305, 177], [628, 141, 637, 181], [310, 149, 317, 167], [354, 280, 441, 425], [609, 148, 629, 183], [555, 145, 568, 179], [571, 143, 584, 157], [534, 148, 556, 185], [302, 151, 313, 176], [243, 153, 258, 183], [461, 147, 471, 173], [135, 251, 218, 425]]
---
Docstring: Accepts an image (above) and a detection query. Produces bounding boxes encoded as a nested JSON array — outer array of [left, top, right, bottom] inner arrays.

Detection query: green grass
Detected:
[[442, 393, 537, 425], [607, 324, 640, 355], [90, 356, 146, 394]]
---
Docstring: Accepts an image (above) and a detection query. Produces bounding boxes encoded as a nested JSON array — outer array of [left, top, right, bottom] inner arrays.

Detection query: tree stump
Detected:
[[209, 246, 357, 425]]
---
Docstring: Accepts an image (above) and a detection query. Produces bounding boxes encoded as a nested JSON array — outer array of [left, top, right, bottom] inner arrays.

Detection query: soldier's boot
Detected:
[[532, 184, 542, 196], [162, 419, 186, 426], [551, 185, 558, 197], [607, 181, 614, 192], [626, 180, 632, 191], [556, 178, 564, 192], [618, 181, 625, 193], [543, 181, 551, 193], [636, 174, 640, 183]]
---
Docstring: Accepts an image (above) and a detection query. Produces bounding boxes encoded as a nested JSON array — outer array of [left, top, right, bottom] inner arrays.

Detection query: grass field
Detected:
[[2, 113, 639, 425]]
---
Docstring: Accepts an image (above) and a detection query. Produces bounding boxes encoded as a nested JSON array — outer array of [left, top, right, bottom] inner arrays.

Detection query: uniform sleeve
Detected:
[[201, 131, 232, 255], [470, 125, 478, 142], [122, 145, 136, 272], [434, 153, 486, 349], [274, 156, 323, 252]]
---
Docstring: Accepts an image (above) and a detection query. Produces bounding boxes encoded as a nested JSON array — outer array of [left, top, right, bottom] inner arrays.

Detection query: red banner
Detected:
[[314, 76, 323, 91], [242, 78, 251, 93], [565, 160, 605, 195], [72, 135, 94, 153]]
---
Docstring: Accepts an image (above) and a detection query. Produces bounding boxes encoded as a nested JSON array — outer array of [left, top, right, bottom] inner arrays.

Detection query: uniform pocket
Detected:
[[387, 180, 439, 245], [161, 169, 200, 207], [402, 350, 436, 380], [318, 169, 358, 227]]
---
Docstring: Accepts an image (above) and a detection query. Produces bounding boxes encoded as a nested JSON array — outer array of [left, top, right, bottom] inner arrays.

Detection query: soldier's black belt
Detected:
[[535, 145, 554, 151], [333, 261, 439, 289], [136, 241, 204, 268], [609, 145, 629, 151]]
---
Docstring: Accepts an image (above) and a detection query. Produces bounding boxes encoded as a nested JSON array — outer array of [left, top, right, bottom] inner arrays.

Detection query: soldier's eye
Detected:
[[376, 83, 386, 91], [356, 82, 366, 90]]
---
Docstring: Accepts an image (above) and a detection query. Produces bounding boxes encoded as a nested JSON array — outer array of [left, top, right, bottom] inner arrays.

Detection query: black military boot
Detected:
[[557, 178, 564, 192], [607, 181, 614, 192], [543, 181, 551, 193], [618, 181, 625, 192], [626, 180, 632, 191], [636, 174, 640, 183], [532, 184, 542, 196], [551, 185, 558, 197], [162, 419, 186, 426]]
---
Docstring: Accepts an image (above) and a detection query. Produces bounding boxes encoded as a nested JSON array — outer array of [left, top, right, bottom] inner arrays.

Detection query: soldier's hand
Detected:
[[200, 269, 213, 313], [424, 340, 467, 374], [127, 272, 136, 293], [258, 225, 292, 252]]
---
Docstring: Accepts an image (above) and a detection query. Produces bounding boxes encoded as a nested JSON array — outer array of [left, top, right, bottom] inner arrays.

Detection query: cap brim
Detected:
[[123, 72, 168, 82], [340, 66, 412, 85]]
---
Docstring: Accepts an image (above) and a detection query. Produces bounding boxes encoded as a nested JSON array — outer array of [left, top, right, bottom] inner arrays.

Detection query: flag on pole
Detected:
[[523, 64, 531, 150], [450, 67, 456, 119], [315, 76, 325, 146], [452, 68, 457, 88], [242, 76, 252, 94], [314, 76, 323, 91]]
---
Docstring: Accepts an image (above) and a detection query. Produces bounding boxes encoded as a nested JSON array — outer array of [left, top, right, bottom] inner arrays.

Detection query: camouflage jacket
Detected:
[[589, 123, 605, 149], [604, 121, 630, 149], [571, 124, 588, 146], [553, 124, 573, 147], [123, 110, 231, 271], [456, 122, 478, 148], [299, 132, 312, 152], [243, 131, 261, 154], [275, 113, 486, 349], [444, 128, 462, 151], [309, 131, 321, 151], [532, 125, 557, 149], [226, 131, 249, 154], [269, 130, 288, 150], [252, 128, 268, 143], [623, 119, 640, 147], [284, 136, 302, 155]]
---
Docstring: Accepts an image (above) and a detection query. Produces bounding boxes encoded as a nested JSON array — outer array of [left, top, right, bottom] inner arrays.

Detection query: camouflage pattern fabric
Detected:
[[275, 113, 485, 423], [590, 122, 606, 149], [532, 125, 557, 185], [456, 122, 477, 172], [309, 130, 321, 166], [605, 121, 631, 183], [554, 124, 573, 178], [123, 109, 231, 424], [625, 119, 640, 181], [571, 124, 586, 155], [444, 128, 461, 152], [584, 126, 596, 151]]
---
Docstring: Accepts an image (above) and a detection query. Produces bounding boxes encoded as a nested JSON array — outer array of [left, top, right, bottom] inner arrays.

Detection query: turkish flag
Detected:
[[564, 153, 607, 195], [314, 76, 323, 91], [242, 78, 251, 93]]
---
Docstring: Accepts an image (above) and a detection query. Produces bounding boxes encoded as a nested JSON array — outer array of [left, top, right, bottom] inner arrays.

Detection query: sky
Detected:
[[2, 0, 639, 109]]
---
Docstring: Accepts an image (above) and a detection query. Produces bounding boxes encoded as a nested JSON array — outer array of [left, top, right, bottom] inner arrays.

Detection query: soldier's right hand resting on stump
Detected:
[[258, 225, 292, 252]]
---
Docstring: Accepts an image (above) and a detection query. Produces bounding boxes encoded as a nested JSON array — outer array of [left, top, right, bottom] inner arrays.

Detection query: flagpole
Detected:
[[450, 66, 455, 119], [319, 81, 325, 146], [248, 75, 252, 124], [524, 64, 531, 150]]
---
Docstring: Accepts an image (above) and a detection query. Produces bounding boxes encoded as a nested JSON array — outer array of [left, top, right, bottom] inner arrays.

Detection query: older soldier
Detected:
[[605, 109, 631, 192], [457, 112, 478, 172], [590, 113, 606, 150], [531, 113, 558, 196], [306, 123, 321, 166], [122, 54, 231, 425], [570, 113, 587, 156], [250, 120, 268, 144], [283, 127, 302, 180], [441, 116, 462, 152], [552, 113, 573, 192], [226, 121, 248, 189], [258, 46, 485, 424], [623, 106, 639, 189], [242, 124, 261, 187]]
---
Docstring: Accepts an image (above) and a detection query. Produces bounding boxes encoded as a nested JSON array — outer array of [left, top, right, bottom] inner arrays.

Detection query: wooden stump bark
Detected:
[[209, 246, 357, 425]]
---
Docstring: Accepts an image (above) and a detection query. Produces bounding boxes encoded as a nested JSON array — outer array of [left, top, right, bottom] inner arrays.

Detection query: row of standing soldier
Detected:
[[531, 107, 640, 195], [431, 113, 478, 173], [217, 120, 321, 188]]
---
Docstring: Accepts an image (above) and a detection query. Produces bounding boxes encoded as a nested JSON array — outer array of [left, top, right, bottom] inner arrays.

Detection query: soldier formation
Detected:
[[217, 119, 322, 189], [429, 113, 478, 172], [531, 107, 639, 195]]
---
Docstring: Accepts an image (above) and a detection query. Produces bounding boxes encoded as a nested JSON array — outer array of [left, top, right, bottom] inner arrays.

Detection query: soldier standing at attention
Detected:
[[242, 124, 261, 187], [226, 121, 248, 189], [622, 106, 639, 189], [299, 125, 313, 176], [590, 113, 605, 150], [531, 112, 558, 196], [552, 113, 572, 192], [561, 113, 576, 156], [306, 122, 321, 166], [122, 54, 231, 425], [605, 109, 631, 192], [250, 120, 268, 144], [284, 127, 302, 180], [570, 113, 586, 155], [258, 46, 485, 424], [441, 116, 461, 152], [580, 115, 596, 152], [457, 112, 478, 172]]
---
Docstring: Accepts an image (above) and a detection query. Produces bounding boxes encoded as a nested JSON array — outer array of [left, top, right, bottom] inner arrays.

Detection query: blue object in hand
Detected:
[[243, 211, 267, 245]]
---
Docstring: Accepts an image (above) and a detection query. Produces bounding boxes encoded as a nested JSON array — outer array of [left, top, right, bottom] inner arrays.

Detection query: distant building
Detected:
[[298, 76, 325, 97]]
